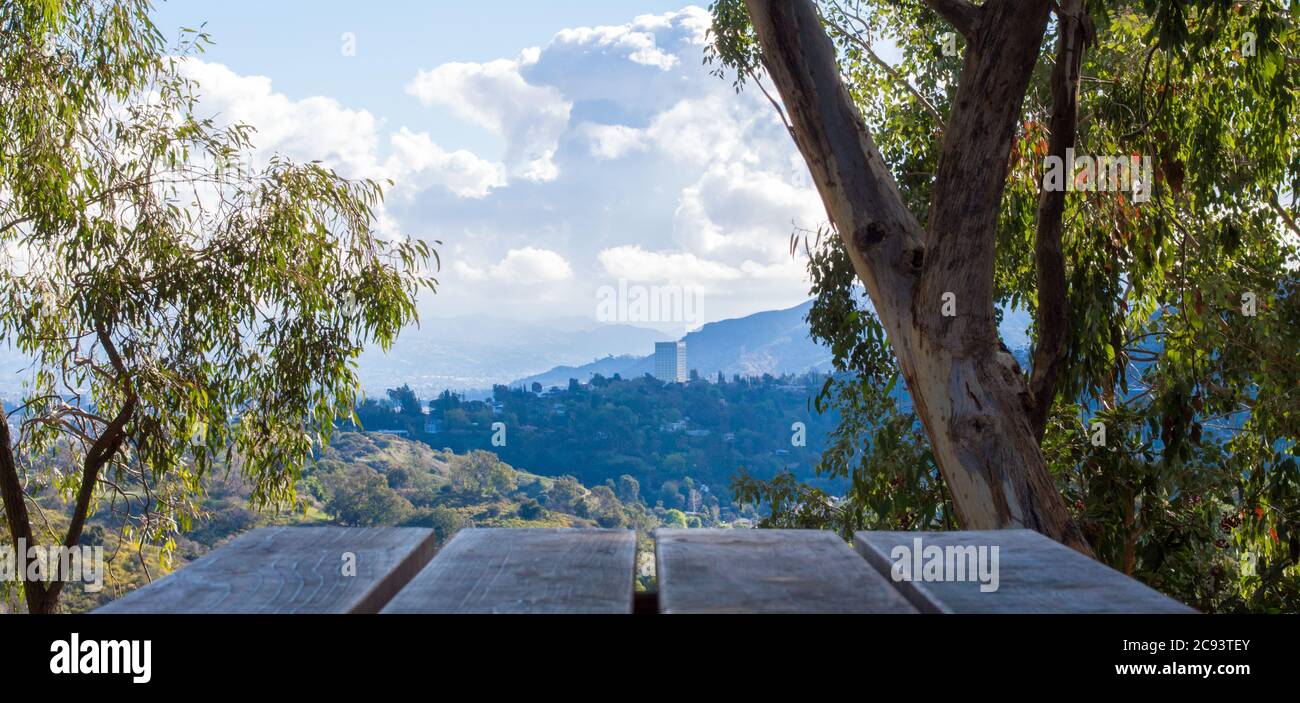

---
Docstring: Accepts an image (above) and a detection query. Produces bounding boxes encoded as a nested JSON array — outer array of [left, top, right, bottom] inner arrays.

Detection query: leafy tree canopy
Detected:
[[714, 0, 1299, 611], [0, 0, 437, 612]]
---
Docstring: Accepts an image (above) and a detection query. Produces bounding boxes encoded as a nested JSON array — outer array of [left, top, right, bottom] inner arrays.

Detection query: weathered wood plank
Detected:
[[381, 528, 636, 614], [655, 528, 918, 614], [95, 526, 437, 614], [853, 529, 1197, 613]]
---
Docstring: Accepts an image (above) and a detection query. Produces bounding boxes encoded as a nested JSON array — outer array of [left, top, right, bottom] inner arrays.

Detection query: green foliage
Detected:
[[617, 474, 641, 503], [517, 499, 544, 520], [543, 475, 586, 513], [704, 0, 763, 90], [420, 374, 834, 521], [450, 451, 518, 498], [403, 506, 463, 542], [664, 509, 688, 529], [386, 384, 424, 418], [0, 0, 436, 610], [312, 432, 660, 535], [323, 467, 412, 527], [710, 0, 1300, 611]]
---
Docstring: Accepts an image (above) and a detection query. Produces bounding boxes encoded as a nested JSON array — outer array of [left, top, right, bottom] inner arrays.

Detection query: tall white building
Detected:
[[654, 341, 686, 383]]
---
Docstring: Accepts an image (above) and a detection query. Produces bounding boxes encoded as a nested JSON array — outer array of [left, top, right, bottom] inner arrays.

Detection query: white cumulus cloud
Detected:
[[552, 23, 681, 71], [179, 59, 383, 178], [385, 128, 505, 199], [597, 245, 741, 285], [579, 123, 648, 160], [489, 247, 574, 283], [405, 58, 571, 182], [178, 58, 506, 201]]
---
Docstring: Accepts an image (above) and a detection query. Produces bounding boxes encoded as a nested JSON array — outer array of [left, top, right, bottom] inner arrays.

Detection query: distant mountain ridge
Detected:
[[2, 302, 830, 399], [513, 300, 833, 388], [353, 314, 666, 395]]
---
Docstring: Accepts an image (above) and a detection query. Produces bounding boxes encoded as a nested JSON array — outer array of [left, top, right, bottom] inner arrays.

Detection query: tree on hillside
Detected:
[[544, 475, 586, 513], [324, 468, 414, 527], [420, 506, 464, 542], [713, 1, 1299, 608], [450, 451, 516, 498], [430, 389, 461, 415], [518, 499, 544, 520], [0, 0, 437, 612], [617, 474, 641, 503], [387, 384, 424, 417]]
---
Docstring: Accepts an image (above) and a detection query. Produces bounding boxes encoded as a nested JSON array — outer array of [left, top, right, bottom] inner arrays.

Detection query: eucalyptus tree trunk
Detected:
[[745, 0, 1090, 552], [0, 409, 56, 613]]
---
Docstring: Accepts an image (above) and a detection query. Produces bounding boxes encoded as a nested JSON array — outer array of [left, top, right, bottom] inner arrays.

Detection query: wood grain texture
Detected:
[[94, 526, 437, 614], [854, 530, 1197, 613], [380, 528, 636, 614], [655, 528, 918, 614]]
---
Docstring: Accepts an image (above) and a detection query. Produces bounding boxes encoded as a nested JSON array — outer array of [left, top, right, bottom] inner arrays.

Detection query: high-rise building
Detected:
[[654, 341, 686, 383]]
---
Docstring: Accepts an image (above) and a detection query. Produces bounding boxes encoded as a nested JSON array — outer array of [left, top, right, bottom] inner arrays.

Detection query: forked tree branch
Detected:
[[746, 0, 1090, 553], [921, 0, 979, 37], [1028, 0, 1091, 441], [49, 323, 139, 603], [47, 394, 135, 604]]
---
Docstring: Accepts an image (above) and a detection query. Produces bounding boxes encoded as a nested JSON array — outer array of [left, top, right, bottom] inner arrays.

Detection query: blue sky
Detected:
[[151, 2, 827, 329]]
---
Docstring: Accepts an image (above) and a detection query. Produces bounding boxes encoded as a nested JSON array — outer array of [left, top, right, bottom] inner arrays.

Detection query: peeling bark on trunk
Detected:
[[745, 0, 1090, 553]]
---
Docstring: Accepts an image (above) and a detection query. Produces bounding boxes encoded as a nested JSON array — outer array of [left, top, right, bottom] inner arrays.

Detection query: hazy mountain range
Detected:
[[2, 306, 825, 400], [512, 300, 834, 389], [0, 300, 1035, 401], [353, 314, 669, 396]]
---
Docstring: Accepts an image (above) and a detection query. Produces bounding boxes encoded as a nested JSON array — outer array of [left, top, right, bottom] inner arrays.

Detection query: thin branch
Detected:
[[1269, 193, 1300, 238], [50, 321, 139, 608], [745, 68, 796, 138], [820, 10, 945, 129], [0, 215, 35, 237], [1121, 51, 1171, 141]]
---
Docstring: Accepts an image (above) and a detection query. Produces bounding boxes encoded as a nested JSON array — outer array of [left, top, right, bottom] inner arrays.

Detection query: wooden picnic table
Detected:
[[94, 526, 1195, 614], [95, 526, 437, 614], [380, 528, 635, 614]]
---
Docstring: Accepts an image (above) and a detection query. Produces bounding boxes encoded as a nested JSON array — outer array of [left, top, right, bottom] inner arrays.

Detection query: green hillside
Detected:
[[309, 431, 662, 537], [5, 432, 659, 613]]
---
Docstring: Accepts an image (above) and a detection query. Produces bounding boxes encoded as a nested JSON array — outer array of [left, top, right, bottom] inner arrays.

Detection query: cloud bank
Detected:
[[179, 6, 826, 328]]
